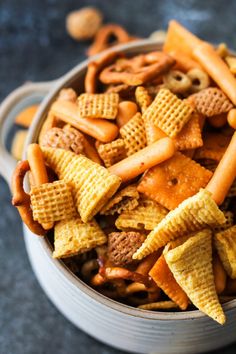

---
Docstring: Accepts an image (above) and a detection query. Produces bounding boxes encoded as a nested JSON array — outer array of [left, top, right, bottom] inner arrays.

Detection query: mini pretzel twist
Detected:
[[11, 160, 46, 236]]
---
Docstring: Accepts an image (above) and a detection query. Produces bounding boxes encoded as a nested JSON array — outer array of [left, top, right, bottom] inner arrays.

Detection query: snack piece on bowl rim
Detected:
[[53, 216, 107, 258], [164, 229, 225, 324], [41, 147, 121, 222], [77, 93, 119, 119], [133, 189, 225, 260]]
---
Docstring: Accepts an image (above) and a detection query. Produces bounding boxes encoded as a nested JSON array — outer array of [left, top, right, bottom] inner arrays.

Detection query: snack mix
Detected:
[[12, 20, 236, 325]]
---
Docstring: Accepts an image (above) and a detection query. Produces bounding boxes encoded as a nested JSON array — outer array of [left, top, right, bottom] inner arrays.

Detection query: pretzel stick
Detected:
[[27, 144, 53, 230], [206, 131, 236, 205], [108, 137, 176, 182], [51, 100, 119, 143], [193, 42, 236, 105], [11, 161, 46, 236]]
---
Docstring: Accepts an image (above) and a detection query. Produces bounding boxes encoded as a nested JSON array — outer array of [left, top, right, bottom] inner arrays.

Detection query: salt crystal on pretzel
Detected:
[[42, 147, 121, 222], [133, 189, 225, 260], [120, 112, 147, 156], [190, 87, 233, 117], [138, 152, 212, 210], [53, 216, 107, 258], [165, 229, 225, 324], [100, 184, 139, 215], [97, 138, 127, 168], [115, 197, 168, 231], [30, 180, 76, 224], [149, 254, 189, 310], [194, 131, 231, 162], [143, 88, 193, 138], [108, 231, 146, 266], [214, 225, 236, 279], [135, 86, 152, 113], [77, 93, 119, 119]]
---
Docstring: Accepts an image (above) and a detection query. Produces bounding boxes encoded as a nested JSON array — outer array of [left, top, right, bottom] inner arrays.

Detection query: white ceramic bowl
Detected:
[[1, 40, 236, 354]]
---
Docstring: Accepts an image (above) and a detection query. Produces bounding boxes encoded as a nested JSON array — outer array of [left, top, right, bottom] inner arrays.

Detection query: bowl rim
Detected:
[[25, 38, 236, 320]]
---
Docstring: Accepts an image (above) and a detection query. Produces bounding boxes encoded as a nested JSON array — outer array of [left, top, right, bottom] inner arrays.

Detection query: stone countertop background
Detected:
[[0, 0, 236, 353]]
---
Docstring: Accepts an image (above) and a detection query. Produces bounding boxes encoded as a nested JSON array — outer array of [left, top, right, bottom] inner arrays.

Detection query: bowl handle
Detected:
[[0, 81, 55, 187]]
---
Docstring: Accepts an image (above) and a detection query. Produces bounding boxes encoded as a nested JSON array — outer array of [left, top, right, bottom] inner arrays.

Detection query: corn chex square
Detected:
[[77, 93, 119, 119]]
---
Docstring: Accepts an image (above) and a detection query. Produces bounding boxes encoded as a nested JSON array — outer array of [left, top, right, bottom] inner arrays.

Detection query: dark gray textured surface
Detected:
[[0, 1, 236, 353]]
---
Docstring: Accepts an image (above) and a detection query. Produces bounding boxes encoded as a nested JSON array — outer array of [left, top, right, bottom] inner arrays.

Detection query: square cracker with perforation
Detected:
[[77, 93, 119, 119], [138, 152, 212, 210]]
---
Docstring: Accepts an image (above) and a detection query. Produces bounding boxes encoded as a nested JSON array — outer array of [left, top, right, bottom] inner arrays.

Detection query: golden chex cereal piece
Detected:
[[135, 86, 152, 113], [174, 113, 203, 150], [97, 138, 127, 168], [138, 301, 179, 310], [116, 197, 168, 231], [191, 87, 233, 117], [143, 88, 193, 138], [42, 147, 121, 222], [133, 189, 226, 260], [120, 112, 147, 156], [212, 211, 234, 233], [214, 225, 236, 279], [194, 132, 231, 162], [225, 56, 236, 75], [30, 180, 76, 224], [138, 152, 213, 210], [53, 216, 107, 258], [165, 229, 225, 324], [100, 185, 139, 215], [77, 93, 119, 119]]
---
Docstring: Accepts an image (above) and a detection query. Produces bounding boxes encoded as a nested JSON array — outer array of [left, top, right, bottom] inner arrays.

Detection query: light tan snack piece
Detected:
[[187, 68, 210, 93], [100, 185, 139, 215], [53, 217, 107, 258], [138, 152, 212, 210], [216, 43, 229, 58], [190, 87, 233, 117], [165, 230, 225, 324], [227, 109, 236, 129], [143, 88, 193, 138], [225, 56, 236, 75], [138, 301, 179, 310], [116, 101, 138, 127], [97, 138, 127, 168], [15, 104, 39, 128], [30, 180, 77, 224], [133, 189, 225, 260], [11, 130, 27, 160], [149, 254, 189, 310], [66, 7, 103, 41], [42, 147, 121, 222], [163, 70, 191, 94], [214, 225, 236, 279], [116, 197, 168, 231], [135, 86, 152, 113], [120, 112, 147, 156], [57, 88, 77, 103], [212, 211, 234, 233], [77, 93, 119, 120]]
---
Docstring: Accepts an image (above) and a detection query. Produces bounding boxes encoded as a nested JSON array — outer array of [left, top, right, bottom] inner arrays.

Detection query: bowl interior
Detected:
[[25, 39, 236, 320]]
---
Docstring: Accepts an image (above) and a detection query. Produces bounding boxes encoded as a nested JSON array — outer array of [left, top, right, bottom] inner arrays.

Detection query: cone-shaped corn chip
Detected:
[[100, 185, 139, 215], [42, 147, 121, 222], [214, 225, 236, 279], [53, 216, 106, 258], [165, 230, 225, 324], [149, 254, 189, 309], [116, 197, 168, 231], [30, 180, 76, 224], [133, 189, 225, 260]]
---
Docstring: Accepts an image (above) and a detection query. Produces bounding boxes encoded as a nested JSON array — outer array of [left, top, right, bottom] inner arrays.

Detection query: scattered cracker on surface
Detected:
[[133, 189, 226, 260], [191, 87, 233, 117], [120, 112, 147, 156], [214, 225, 236, 279], [100, 185, 139, 215], [30, 180, 76, 224], [108, 231, 146, 266], [174, 113, 203, 151], [135, 86, 152, 113], [11, 130, 28, 160], [138, 152, 212, 210], [138, 301, 179, 310], [115, 197, 168, 231], [97, 138, 127, 167], [149, 254, 189, 310], [143, 88, 193, 138], [194, 132, 231, 162], [165, 229, 225, 324], [42, 147, 121, 222], [53, 216, 107, 258], [77, 93, 119, 119]]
